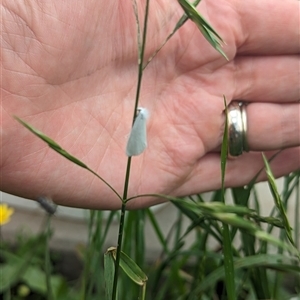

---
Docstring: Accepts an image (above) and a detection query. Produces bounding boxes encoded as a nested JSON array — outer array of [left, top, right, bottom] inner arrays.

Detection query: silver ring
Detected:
[[240, 103, 249, 152], [227, 101, 248, 157]]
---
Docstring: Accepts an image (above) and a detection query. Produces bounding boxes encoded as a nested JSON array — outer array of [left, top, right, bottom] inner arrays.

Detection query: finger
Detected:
[[225, 149, 300, 187], [246, 102, 300, 151], [175, 148, 300, 196], [212, 102, 299, 154], [233, 55, 299, 102], [234, 0, 299, 55]]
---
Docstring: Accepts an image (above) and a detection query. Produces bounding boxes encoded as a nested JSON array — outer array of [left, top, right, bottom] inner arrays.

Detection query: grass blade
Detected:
[[177, 0, 228, 60], [192, 254, 300, 294], [144, 0, 201, 68], [221, 96, 228, 188], [220, 96, 236, 300], [146, 208, 170, 254], [262, 153, 296, 248], [109, 247, 148, 286], [14, 116, 122, 201], [104, 248, 116, 300]]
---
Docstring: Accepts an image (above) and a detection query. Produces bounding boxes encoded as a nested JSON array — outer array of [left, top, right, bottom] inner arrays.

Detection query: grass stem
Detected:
[[111, 0, 151, 298]]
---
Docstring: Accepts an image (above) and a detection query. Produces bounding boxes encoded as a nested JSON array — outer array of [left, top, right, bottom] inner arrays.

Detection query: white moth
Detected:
[[126, 108, 149, 157]]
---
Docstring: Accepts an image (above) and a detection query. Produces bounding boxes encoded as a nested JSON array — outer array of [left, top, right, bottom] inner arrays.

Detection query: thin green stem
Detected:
[[88, 168, 122, 201], [221, 97, 236, 300], [222, 225, 236, 300], [111, 202, 127, 300], [80, 210, 95, 300], [131, 0, 150, 122], [295, 174, 300, 252], [111, 0, 151, 299], [45, 215, 54, 300]]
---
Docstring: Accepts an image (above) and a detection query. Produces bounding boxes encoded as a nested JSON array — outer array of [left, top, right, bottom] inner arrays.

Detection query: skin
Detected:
[[1, 0, 299, 209]]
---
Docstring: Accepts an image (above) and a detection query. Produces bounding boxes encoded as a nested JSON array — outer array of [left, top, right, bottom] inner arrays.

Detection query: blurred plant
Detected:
[[0, 226, 69, 299]]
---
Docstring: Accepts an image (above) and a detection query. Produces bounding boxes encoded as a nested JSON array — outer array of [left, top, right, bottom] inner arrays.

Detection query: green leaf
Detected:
[[146, 208, 170, 254], [222, 225, 236, 300], [0, 252, 34, 292], [14, 116, 122, 201], [262, 154, 296, 247], [173, 199, 253, 216], [177, 0, 228, 60], [144, 0, 202, 69], [109, 247, 148, 286], [104, 248, 116, 300], [192, 254, 300, 294], [118, 251, 148, 286], [21, 266, 66, 297], [212, 212, 299, 256], [14, 117, 88, 168], [221, 95, 228, 187], [249, 214, 286, 228]]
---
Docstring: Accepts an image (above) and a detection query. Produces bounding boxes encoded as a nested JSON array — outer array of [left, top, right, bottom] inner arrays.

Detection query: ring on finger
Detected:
[[227, 101, 249, 157]]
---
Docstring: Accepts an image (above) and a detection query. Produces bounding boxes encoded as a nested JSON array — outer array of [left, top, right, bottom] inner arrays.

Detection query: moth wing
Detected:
[[126, 110, 148, 156]]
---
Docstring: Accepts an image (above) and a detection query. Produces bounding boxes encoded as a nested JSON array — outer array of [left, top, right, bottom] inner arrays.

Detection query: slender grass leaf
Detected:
[[173, 199, 253, 215], [14, 116, 122, 201], [177, 0, 228, 60], [146, 208, 170, 254], [211, 212, 299, 256], [109, 247, 148, 286], [262, 153, 295, 247], [214, 95, 236, 299], [127, 194, 297, 254], [104, 248, 115, 300], [45, 216, 54, 300], [198, 23, 228, 59], [118, 251, 148, 286], [221, 95, 228, 187], [249, 214, 286, 228], [212, 213, 259, 232], [144, 0, 201, 68], [222, 226, 236, 300], [231, 186, 251, 207], [192, 254, 300, 294], [171, 199, 200, 222], [255, 230, 299, 257], [178, 0, 222, 39], [294, 173, 300, 251], [183, 216, 223, 244]]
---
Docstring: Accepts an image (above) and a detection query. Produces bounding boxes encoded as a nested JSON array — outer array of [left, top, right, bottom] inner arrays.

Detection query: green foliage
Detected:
[[1, 174, 299, 299], [0, 232, 70, 300]]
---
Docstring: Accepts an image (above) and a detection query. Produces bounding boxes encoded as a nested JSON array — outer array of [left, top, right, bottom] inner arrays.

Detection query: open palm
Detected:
[[1, 0, 299, 209]]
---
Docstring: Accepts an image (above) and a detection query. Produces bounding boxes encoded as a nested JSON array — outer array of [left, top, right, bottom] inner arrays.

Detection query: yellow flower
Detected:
[[0, 203, 14, 225]]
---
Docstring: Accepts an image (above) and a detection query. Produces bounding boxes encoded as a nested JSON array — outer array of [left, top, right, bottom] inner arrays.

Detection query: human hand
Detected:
[[1, 0, 299, 209]]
